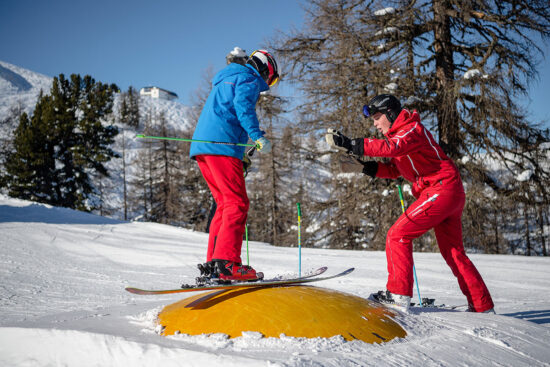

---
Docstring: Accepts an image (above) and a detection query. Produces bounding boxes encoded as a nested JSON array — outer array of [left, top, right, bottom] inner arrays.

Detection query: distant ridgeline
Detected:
[[0, 64, 32, 92]]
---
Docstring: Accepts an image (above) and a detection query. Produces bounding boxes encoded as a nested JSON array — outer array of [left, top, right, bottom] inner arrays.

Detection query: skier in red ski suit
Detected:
[[326, 94, 494, 313]]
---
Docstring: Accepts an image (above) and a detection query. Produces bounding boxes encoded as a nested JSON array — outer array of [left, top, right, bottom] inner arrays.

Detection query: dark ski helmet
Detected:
[[363, 94, 402, 123], [247, 49, 279, 87]]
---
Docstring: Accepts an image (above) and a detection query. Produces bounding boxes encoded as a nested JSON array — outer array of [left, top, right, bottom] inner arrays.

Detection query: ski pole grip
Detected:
[[246, 146, 256, 157], [297, 202, 302, 218]]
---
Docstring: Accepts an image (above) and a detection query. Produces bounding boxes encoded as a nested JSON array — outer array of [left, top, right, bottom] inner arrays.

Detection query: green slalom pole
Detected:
[[245, 224, 249, 266], [136, 134, 256, 147], [398, 184, 423, 307], [297, 203, 302, 277]]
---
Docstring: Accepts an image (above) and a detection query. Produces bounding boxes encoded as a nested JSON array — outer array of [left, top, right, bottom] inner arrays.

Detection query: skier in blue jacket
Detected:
[[190, 49, 279, 281]]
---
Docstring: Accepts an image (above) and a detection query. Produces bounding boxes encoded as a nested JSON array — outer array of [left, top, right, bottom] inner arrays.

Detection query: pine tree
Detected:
[[0, 103, 25, 190], [5, 74, 119, 211], [119, 86, 140, 128], [129, 112, 155, 221]]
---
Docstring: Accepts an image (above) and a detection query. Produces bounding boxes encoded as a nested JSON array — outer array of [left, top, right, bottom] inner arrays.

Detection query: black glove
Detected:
[[339, 155, 378, 177], [325, 128, 364, 157], [361, 160, 378, 178]]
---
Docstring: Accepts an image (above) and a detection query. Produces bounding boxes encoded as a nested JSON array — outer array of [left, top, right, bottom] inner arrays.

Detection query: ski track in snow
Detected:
[[1, 195, 550, 366]]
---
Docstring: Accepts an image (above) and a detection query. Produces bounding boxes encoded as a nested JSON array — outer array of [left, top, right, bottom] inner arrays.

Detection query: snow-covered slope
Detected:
[[0, 60, 52, 120], [1, 195, 549, 366]]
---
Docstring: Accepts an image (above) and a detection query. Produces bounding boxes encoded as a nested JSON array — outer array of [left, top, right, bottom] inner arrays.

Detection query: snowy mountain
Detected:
[[0, 59, 193, 133], [1, 194, 549, 366], [0, 60, 52, 121]]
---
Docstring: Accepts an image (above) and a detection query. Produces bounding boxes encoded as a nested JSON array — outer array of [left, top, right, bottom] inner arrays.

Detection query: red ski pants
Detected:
[[386, 188, 494, 312], [196, 155, 249, 263]]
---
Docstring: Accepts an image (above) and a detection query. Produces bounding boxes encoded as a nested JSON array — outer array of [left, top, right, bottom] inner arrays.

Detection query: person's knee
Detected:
[[224, 198, 249, 213]]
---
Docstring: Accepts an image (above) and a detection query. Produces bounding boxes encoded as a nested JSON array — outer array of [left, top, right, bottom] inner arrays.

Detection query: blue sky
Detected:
[[0, 0, 305, 104], [1, 0, 549, 127]]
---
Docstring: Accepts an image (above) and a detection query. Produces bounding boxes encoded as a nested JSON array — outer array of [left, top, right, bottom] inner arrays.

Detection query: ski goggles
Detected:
[[268, 74, 279, 87], [363, 104, 379, 118]]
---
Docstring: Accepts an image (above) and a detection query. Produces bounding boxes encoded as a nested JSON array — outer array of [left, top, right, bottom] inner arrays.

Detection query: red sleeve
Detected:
[[363, 123, 423, 158], [376, 160, 401, 179]]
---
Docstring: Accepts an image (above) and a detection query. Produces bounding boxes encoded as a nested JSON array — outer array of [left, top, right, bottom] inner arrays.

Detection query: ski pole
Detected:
[[245, 224, 249, 266], [398, 184, 423, 307], [297, 202, 302, 277], [136, 134, 256, 147], [243, 146, 255, 265]]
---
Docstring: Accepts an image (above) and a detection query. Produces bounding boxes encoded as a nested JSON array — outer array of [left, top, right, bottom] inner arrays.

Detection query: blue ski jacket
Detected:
[[189, 63, 269, 160]]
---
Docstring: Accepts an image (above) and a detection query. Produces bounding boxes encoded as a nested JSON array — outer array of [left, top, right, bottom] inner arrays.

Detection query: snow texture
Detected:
[[463, 69, 489, 80], [374, 8, 396, 16], [384, 82, 398, 92], [375, 27, 398, 36], [1, 194, 550, 366]]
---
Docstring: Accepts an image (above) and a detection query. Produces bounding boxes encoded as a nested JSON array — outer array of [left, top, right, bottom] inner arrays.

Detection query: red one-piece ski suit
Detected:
[[363, 109, 494, 312]]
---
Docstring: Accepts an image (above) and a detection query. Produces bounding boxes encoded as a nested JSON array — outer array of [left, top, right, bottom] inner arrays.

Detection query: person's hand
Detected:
[[325, 129, 352, 153], [255, 136, 272, 153], [339, 155, 378, 177], [325, 128, 364, 156]]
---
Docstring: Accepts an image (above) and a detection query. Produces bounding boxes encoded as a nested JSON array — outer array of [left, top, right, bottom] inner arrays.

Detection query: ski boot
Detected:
[[372, 290, 411, 311], [210, 259, 264, 283], [467, 304, 496, 313]]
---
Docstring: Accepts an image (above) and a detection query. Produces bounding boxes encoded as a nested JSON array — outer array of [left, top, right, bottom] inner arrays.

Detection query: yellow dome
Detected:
[[158, 285, 406, 344]]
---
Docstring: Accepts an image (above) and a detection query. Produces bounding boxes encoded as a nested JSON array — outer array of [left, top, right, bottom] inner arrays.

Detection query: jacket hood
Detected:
[[386, 109, 420, 136], [213, 63, 269, 92]]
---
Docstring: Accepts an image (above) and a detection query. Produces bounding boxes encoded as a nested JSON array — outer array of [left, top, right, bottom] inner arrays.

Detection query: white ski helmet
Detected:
[[226, 47, 248, 65]]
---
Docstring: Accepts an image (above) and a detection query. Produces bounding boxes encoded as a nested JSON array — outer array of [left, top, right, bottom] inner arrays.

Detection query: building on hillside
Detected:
[[139, 86, 178, 101]]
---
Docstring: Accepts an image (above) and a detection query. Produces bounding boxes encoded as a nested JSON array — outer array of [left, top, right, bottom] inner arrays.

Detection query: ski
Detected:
[[125, 266, 327, 295], [410, 297, 468, 310], [125, 266, 354, 295], [370, 292, 467, 310]]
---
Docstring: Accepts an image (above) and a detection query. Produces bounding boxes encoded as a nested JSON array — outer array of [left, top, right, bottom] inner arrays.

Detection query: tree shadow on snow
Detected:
[[0, 204, 124, 225], [501, 310, 550, 325]]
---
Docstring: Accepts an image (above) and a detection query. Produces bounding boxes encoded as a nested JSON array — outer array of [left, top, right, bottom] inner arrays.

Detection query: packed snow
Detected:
[[1, 195, 549, 366]]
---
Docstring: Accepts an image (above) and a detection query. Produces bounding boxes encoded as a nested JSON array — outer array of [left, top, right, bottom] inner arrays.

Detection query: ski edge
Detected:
[[370, 293, 467, 311]]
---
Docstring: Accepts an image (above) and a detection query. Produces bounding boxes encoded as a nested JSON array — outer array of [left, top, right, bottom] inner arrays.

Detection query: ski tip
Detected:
[[125, 287, 148, 295]]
